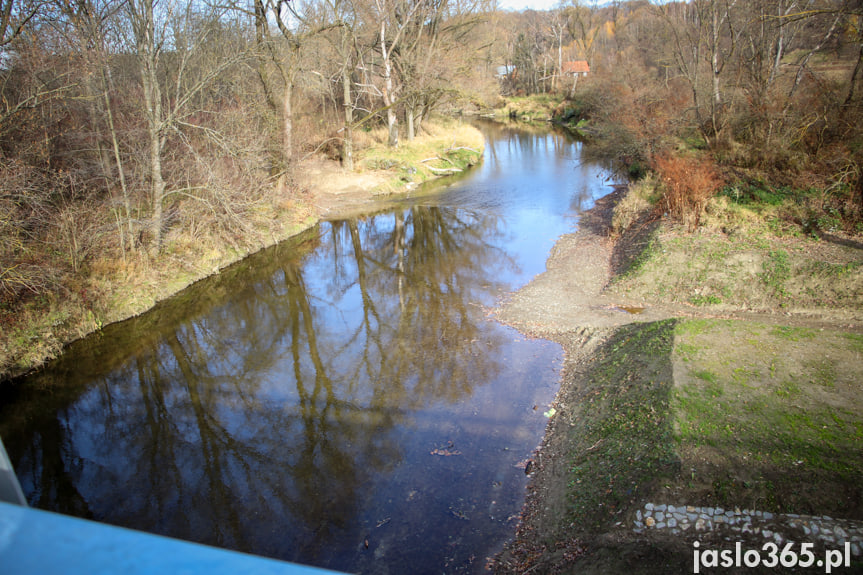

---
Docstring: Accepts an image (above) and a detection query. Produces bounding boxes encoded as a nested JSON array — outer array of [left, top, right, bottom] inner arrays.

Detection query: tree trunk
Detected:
[[282, 77, 293, 163], [712, 8, 722, 108], [100, 64, 134, 254], [843, 42, 863, 109], [406, 104, 415, 141], [380, 20, 398, 148], [557, 40, 562, 93], [768, 1, 787, 88], [133, 0, 166, 254], [710, 3, 726, 141], [415, 108, 423, 136], [254, 0, 299, 169], [342, 57, 353, 170], [147, 119, 166, 253], [788, 13, 840, 104]]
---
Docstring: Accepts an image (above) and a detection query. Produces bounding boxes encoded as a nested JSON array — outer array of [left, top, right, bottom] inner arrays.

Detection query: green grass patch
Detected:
[[610, 188, 862, 312], [719, 183, 817, 209], [675, 318, 736, 336], [717, 180, 862, 235], [618, 229, 660, 279], [676, 381, 858, 474], [675, 342, 701, 361], [805, 259, 862, 277], [564, 320, 680, 533], [844, 333, 863, 352], [770, 325, 816, 341], [689, 294, 722, 306], [692, 369, 718, 384], [774, 379, 801, 398], [672, 319, 863, 513], [803, 359, 837, 388], [759, 249, 791, 298]]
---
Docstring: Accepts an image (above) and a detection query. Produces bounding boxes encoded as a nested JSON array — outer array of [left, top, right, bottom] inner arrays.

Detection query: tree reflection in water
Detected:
[[0, 203, 560, 573]]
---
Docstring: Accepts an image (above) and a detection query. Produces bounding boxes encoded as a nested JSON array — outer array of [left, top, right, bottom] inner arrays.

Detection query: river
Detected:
[[0, 120, 615, 574]]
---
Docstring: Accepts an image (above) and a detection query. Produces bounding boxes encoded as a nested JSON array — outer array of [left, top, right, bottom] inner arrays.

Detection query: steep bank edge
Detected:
[[491, 188, 692, 573]]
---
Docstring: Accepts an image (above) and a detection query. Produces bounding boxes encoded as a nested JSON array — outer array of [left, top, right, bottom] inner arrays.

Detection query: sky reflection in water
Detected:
[[0, 122, 614, 574]]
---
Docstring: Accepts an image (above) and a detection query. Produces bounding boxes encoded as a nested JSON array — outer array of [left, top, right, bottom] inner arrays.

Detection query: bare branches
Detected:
[[0, 0, 44, 48], [0, 76, 76, 129]]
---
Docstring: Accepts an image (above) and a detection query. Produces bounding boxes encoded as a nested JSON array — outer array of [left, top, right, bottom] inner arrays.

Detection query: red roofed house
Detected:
[[561, 61, 590, 95], [562, 61, 590, 77]]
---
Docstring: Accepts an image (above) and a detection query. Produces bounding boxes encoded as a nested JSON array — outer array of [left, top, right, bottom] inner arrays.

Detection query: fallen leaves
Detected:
[[431, 440, 461, 456], [430, 447, 462, 456]]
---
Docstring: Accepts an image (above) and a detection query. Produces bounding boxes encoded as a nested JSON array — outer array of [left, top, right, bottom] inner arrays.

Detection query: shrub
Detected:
[[655, 155, 724, 231]]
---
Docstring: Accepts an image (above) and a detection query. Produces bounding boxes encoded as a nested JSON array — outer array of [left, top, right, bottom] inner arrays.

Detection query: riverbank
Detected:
[[491, 184, 863, 573], [0, 119, 483, 383]]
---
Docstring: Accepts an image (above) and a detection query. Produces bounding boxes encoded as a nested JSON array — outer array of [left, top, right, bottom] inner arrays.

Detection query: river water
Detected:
[[0, 121, 614, 574]]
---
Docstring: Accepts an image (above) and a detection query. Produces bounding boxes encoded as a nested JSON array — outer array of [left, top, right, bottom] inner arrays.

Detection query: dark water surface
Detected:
[[0, 121, 614, 574]]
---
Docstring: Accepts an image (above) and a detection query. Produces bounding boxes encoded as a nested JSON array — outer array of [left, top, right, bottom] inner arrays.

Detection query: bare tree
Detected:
[[59, 0, 136, 256], [566, 0, 600, 67], [652, 0, 741, 146], [397, 0, 490, 139], [312, 0, 362, 169], [127, 0, 248, 253], [550, 7, 566, 93], [250, 0, 342, 167], [372, 0, 421, 147]]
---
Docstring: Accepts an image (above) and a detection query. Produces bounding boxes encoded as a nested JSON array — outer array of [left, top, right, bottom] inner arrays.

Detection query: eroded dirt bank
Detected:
[[490, 188, 863, 574]]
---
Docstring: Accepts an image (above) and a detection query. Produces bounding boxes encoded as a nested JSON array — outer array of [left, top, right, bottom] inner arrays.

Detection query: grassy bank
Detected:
[[359, 120, 484, 190], [495, 94, 565, 123], [0, 120, 484, 383], [496, 316, 863, 574], [495, 320, 683, 573], [0, 194, 317, 382], [605, 167, 863, 533], [494, 147, 862, 572], [608, 178, 863, 317], [561, 321, 680, 533], [671, 320, 863, 515]]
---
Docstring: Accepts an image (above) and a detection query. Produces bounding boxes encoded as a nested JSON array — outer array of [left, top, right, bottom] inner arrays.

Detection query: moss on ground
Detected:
[[564, 320, 680, 533], [670, 319, 863, 516]]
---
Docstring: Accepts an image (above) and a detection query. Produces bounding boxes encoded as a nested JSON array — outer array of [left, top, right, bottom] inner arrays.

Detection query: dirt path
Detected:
[[295, 157, 399, 218], [493, 187, 667, 334]]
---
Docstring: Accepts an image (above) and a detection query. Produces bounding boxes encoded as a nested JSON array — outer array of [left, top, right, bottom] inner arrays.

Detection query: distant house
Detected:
[[562, 61, 590, 77], [495, 65, 516, 79]]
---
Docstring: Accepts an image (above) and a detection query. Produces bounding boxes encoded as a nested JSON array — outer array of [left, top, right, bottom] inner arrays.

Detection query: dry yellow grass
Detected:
[[359, 119, 484, 188], [0, 188, 317, 381], [611, 174, 661, 237]]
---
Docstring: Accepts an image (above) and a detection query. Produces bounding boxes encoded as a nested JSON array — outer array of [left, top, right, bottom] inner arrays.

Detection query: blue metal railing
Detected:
[[0, 435, 26, 507], [0, 437, 344, 575]]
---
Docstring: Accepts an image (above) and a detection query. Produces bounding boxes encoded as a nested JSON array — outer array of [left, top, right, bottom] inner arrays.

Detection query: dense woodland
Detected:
[[1, 0, 862, 376]]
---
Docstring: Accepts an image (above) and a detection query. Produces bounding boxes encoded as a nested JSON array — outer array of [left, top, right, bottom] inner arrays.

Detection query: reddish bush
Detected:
[[654, 155, 724, 231]]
